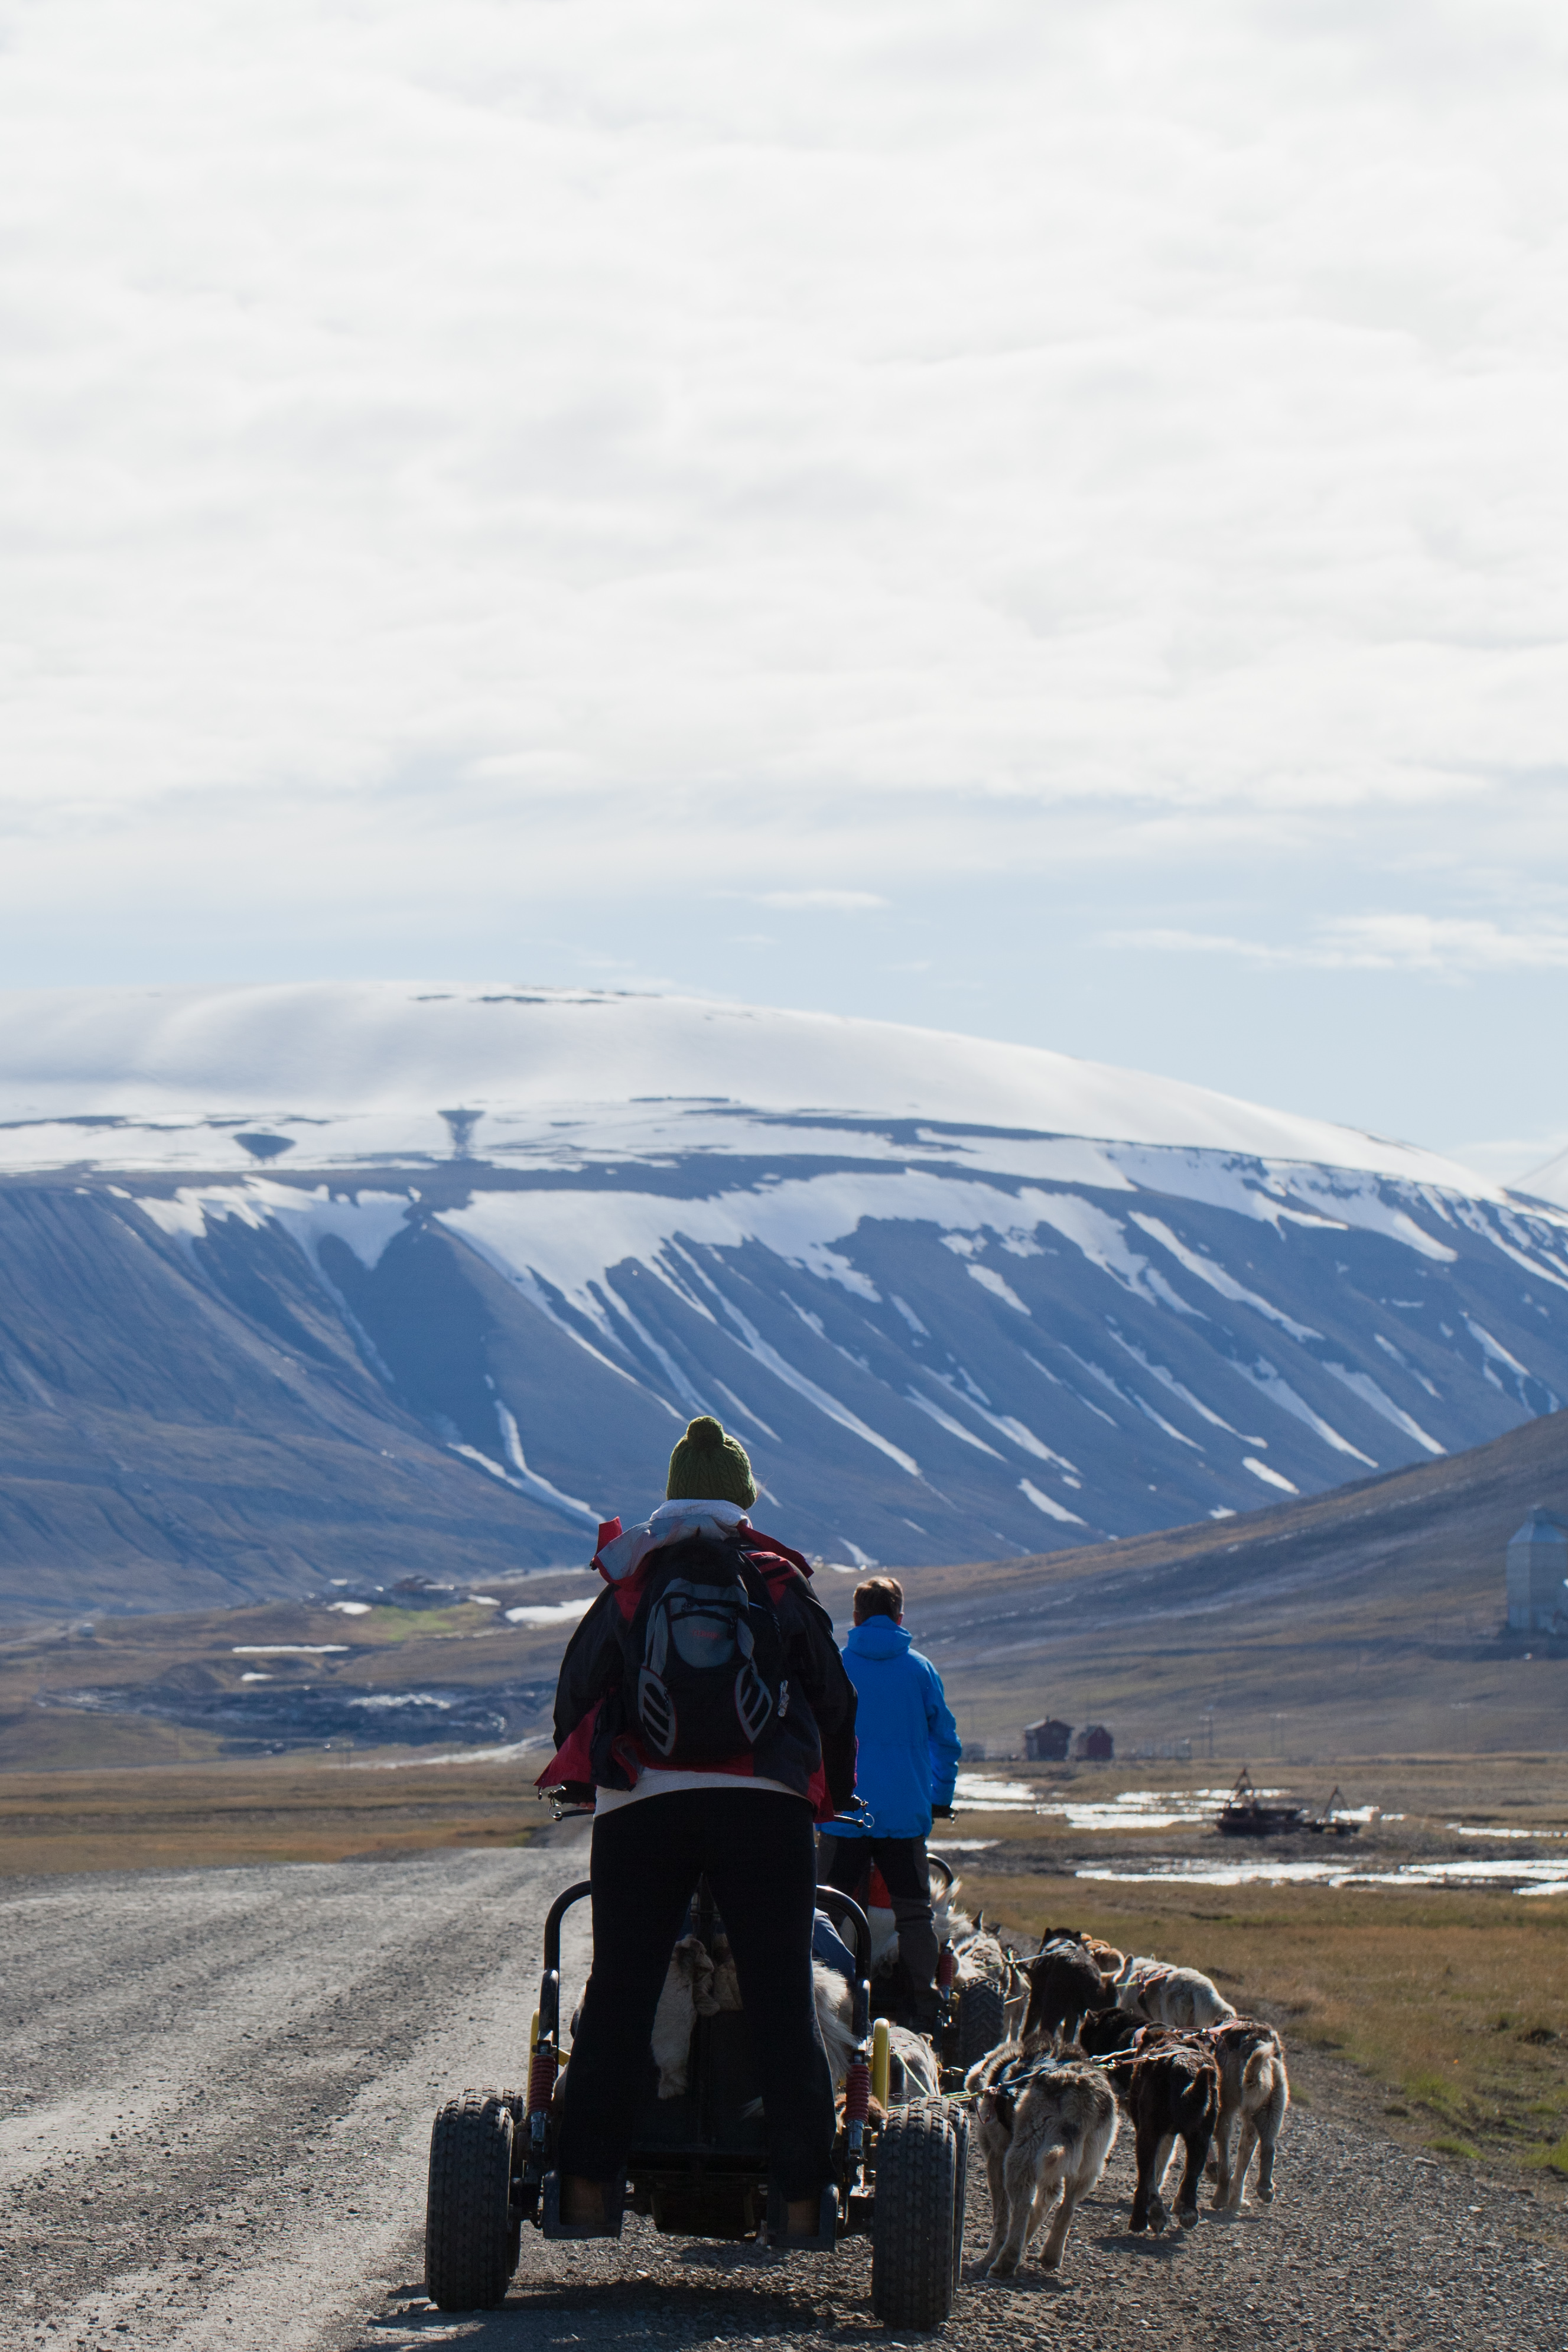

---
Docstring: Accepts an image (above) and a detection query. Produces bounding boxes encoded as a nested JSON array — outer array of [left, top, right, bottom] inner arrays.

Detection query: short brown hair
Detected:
[[853, 1575, 904, 1623]]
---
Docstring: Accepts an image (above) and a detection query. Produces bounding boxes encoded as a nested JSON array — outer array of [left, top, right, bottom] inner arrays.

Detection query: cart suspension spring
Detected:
[[527, 2045, 557, 2123]]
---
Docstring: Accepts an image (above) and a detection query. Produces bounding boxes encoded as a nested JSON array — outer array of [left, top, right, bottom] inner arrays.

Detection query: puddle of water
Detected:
[[959, 1778, 1394, 1836], [952, 1778, 1290, 1823], [1447, 1823, 1567, 1840], [952, 1775, 1035, 1810], [928, 1838, 1000, 1853], [1077, 1860, 1354, 1889], [1037, 1787, 1254, 1831], [1385, 1859, 1568, 1885], [1075, 1857, 1568, 1893]]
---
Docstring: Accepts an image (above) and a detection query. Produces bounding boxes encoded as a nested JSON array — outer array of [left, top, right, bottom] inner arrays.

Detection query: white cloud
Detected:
[[1106, 915, 1568, 974], [757, 891, 889, 912], [4, 1, 1568, 1185], [0, 0, 1564, 928]]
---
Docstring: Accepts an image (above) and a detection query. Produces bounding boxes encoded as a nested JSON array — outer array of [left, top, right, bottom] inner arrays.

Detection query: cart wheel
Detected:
[[957, 1980, 1007, 2072], [948, 2105, 970, 2283], [495, 2088, 527, 2272], [871, 2104, 960, 2331], [425, 2091, 518, 2311]]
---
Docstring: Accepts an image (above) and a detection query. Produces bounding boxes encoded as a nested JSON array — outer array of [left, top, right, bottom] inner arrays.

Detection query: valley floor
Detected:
[[2, 1841, 1564, 2351]]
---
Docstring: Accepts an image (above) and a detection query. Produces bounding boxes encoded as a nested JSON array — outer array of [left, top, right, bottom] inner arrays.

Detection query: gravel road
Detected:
[[4, 1846, 1564, 2352]]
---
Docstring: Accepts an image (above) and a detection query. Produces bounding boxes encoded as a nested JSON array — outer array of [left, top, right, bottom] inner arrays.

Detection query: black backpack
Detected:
[[621, 1533, 789, 1767]]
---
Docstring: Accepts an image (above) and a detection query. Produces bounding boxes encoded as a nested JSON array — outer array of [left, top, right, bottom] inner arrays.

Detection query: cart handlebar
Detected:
[[812, 1887, 874, 2043], [537, 1879, 591, 2045], [543, 1879, 592, 1976]]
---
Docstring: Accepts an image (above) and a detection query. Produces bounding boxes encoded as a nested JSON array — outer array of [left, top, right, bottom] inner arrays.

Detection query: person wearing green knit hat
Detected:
[[544, 1415, 857, 2249], [663, 1414, 758, 1510]]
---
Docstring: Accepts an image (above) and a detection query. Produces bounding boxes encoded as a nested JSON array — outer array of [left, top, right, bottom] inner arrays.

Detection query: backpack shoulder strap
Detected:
[[738, 1529, 816, 1613], [607, 1557, 652, 1626], [749, 1555, 799, 1608], [740, 1525, 814, 1579]]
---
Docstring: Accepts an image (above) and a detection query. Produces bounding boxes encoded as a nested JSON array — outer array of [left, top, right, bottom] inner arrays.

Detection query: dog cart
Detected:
[[921, 1854, 1009, 2084], [939, 1963, 1007, 2081], [424, 1880, 968, 2332]]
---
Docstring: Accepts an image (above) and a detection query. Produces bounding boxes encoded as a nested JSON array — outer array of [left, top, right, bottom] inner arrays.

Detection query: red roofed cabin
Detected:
[[1072, 1724, 1115, 1762]]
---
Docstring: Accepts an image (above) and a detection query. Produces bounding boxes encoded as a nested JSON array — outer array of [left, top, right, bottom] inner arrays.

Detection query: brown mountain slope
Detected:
[[871, 1408, 1568, 1759], [6, 1409, 1565, 1771], [0, 1186, 587, 1618]]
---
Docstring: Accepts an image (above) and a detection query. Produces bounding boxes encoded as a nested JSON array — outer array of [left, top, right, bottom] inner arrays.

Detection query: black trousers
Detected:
[[556, 1788, 834, 2200], [818, 1833, 939, 2004]]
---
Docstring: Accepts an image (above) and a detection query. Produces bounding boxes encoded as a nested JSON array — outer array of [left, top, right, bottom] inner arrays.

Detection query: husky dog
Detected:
[[649, 1934, 736, 2097], [1206, 2018, 1290, 2208], [1037, 1926, 1127, 1979], [1117, 2041, 1221, 2233], [1113, 1955, 1235, 2032], [1073, 2003, 1147, 2059], [812, 1962, 940, 2103], [1023, 1937, 1108, 2046], [967, 2042, 1118, 2278]]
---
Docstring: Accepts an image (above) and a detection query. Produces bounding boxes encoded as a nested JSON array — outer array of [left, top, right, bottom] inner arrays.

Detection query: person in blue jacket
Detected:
[[817, 1575, 962, 2031]]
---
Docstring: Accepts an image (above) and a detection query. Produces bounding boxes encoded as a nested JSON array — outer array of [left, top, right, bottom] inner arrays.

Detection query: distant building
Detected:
[[1073, 1724, 1115, 1762], [1507, 1507, 1568, 1632], [1024, 1717, 1073, 1762]]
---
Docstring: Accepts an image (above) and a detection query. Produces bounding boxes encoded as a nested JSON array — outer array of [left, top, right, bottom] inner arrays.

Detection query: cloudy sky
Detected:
[[2, 1, 1566, 1174]]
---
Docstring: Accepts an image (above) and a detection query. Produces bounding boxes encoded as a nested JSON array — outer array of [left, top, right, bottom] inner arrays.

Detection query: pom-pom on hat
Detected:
[[666, 1415, 757, 1510]]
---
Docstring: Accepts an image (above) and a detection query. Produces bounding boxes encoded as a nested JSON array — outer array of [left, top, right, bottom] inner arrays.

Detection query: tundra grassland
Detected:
[[943, 1753, 1568, 2218], [0, 1752, 546, 1873]]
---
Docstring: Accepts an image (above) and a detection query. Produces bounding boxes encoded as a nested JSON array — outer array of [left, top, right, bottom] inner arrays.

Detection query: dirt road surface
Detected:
[[4, 1846, 1564, 2351]]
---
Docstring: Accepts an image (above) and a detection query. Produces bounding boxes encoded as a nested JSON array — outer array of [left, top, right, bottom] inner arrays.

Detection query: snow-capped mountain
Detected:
[[2, 981, 1566, 1597]]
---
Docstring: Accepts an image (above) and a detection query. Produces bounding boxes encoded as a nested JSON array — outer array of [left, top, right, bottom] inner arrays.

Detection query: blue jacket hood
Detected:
[[846, 1617, 912, 1662], [834, 1615, 960, 1841]]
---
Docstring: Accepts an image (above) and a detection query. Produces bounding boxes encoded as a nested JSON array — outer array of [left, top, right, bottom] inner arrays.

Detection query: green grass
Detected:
[[1408, 2067, 1469, 2120], [348, 1606, 483, 1644]]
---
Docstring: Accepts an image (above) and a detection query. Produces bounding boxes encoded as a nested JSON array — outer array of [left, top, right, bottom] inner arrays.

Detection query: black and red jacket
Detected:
[[537, 1514, 858, 1823]]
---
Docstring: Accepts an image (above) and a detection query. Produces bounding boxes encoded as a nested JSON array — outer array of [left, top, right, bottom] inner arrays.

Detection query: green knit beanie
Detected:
[[665, 1415, 757, 1510]]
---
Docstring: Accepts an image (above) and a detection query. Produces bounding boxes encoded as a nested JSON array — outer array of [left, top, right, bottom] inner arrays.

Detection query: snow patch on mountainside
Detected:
[[5, 982, 1568, 1570], [139, 1181, 413, 1269]]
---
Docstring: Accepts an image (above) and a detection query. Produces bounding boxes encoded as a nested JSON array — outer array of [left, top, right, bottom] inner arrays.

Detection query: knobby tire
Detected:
[[871, 2103, 959, 2331], [425, 2090, 517, 2311]]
